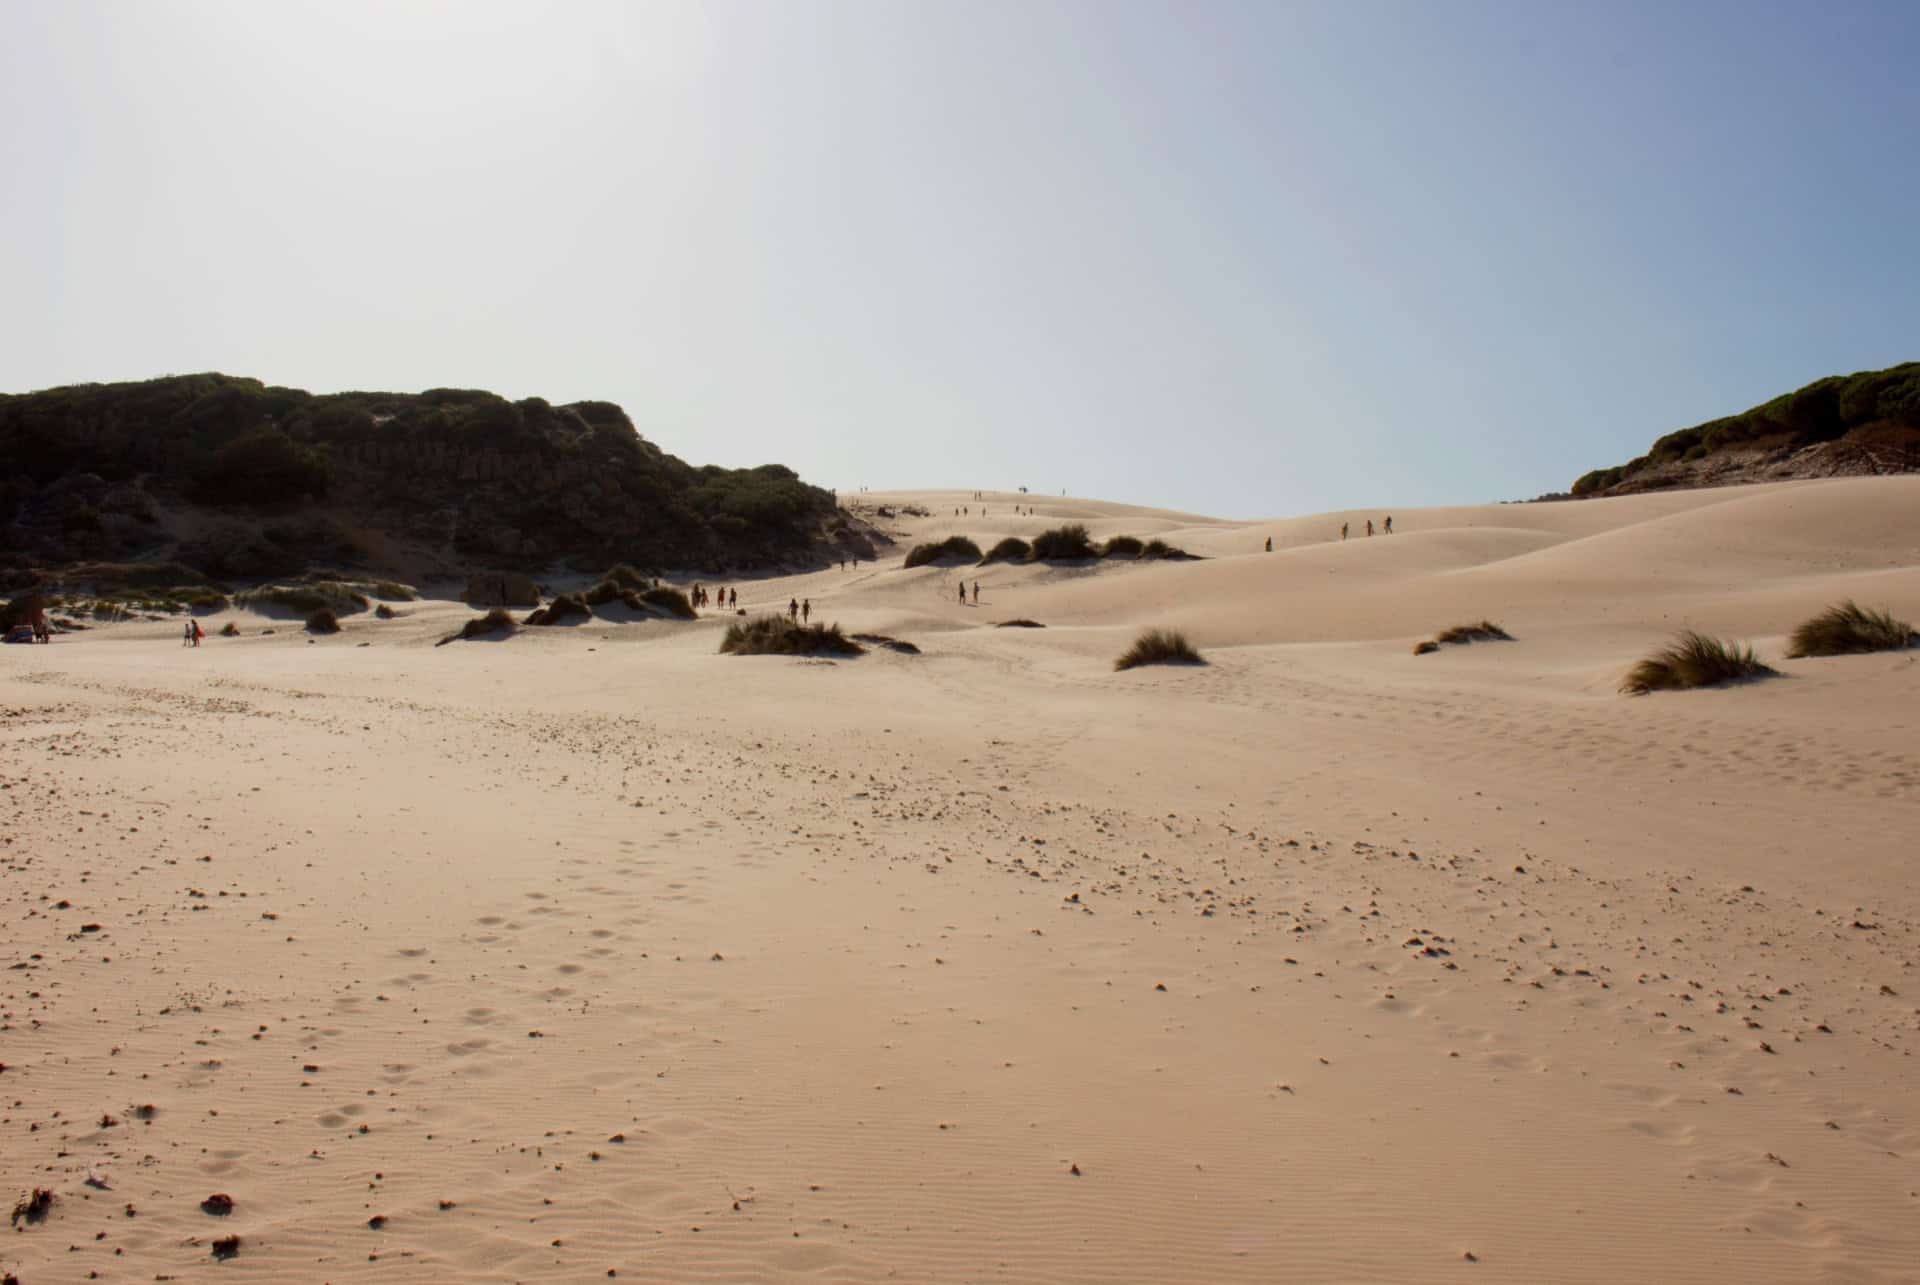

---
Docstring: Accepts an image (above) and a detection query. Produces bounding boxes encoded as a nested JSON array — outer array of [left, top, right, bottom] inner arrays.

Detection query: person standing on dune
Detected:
[[1366, 519, 1374, 537], [1265, 537, 1273, 552], [789, 598, 799, 621], [1341, 522, 1349, 540], [1384, 515, 1393, 534], [802, 599, 811, 623], [972, 581, 980, 604], [957, 582, 966, 605]]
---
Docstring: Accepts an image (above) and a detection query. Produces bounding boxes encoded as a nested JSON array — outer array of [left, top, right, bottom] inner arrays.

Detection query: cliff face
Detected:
[[1571, 362, 1920, 499], [0, 374, 877, 582]]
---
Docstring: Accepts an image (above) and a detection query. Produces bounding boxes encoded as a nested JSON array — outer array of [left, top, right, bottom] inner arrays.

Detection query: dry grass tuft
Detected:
[[1433, 621, 1512, 645], [720, 615, 864, 657], [524, 593, 590, 626], [979, 536, 1031, 564], [996, 618, 1046, 628], [1785, 600, 1915, 658], [1622, 630, 1775, 694], [304, 608, 340, 634], [1412, 639, 1439, 655], [438, 607, 517, 645], [1114, 628, 1205, 671], [219, 621, 241, 637], [1030, 523, 1097, 560], [851, 633, 921, 654], [904, 535, 982, 568], [639, 586, 696, 619], [1102, 535, 1144, 558]]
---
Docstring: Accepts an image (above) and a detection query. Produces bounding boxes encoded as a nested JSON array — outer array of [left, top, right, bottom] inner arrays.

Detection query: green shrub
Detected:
[[1030, 523, 1096, 560], [305, 608, 340, 634], [1102, 535, 1144, 558], [904, 535, 982, 568], [1433, 621, 1512, 645], [236, 582, 371, 615], [1785, 601, 1915, 657], [720, 615, 864, 656], [1622, 631, 1775, 694], [979, 536, 1031, 564], [1114, 628, 1204, 671], [639, 586, 695, 619]]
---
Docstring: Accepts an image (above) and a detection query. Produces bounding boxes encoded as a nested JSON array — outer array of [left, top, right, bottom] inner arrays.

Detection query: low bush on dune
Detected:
[[305, 608, 341, 634], [375, 603, 397, 619], [640, 586, 696, 618], [1622, 630, 1775, 694], [1102, 535, 1144, 558], [720, 615, 865, 657], [369, 580, 417, 602], [599, 563, 654, 592], [237, 582, 370, 616], [438, 607, 517, 645], [904, 535, 982, 568], [1029, 523, 1097, 561], [1433, 621, 1512, 645], [187, 591, 230, 612], [996, 618, 1046, 628], [1785, 600, 1915, 658], [1139, 539, 1191, 560], [524, 593, 590, 626], [219, 621, 241, 637], [1114, 628, 1205, 671], [979, 536, 1031, 564], [1412, 639, 1440, 655]]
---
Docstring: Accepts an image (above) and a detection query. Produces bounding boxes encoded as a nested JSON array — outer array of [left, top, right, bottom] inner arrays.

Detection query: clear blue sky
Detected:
[[3, 1, 1915, 516]]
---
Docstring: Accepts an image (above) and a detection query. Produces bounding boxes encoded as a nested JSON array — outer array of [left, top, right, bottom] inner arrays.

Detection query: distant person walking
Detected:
[[729, 588, 737, 609], [972, 581, 980, 604], [1365, 519, 1374, 537], [1341, 522, 1349, 540], [1384, 515, 1393, 534], [183, 620, 194, 647], [192, 619, 204, 647], [957, 582, 966, 605], [789, 597, 799, 621], [802, 599, 811, 623], [1265, 536, 1273, 552]]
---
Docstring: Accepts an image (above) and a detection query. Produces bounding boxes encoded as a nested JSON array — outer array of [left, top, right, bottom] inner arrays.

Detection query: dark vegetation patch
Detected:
[[438, 607, 518, 645], [219, 621, 240, 637], [1622, 631, 1776, 694], [236, 581, 371, 615], [1139, 539, 1192, 560], [996, 618, 1045, 628], [1785, 600, 1915, 657], [1101, 535, 1144, 558], [720, 616, 864, 657], [11, 1187, 53, 1225], [524, 593, 589, 626], [1432, 621, 1513, 646], [1573, 361, 1920, 496], [904, 535, 982, 568], [639, 586, 696, 618], [978, 536, 1031, 564], [1114, 628, 1205, 671], [304, 608, 340, 634], [851, 633, 922, 654], [374, 603, 396, 619], [1412, 639, 1440, 655], [1029, 523, 1097, 561]]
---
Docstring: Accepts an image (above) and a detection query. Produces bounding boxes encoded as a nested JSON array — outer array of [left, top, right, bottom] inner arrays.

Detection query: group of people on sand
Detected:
[[690, 585, 737, 611], [788, 597, 812, 623], [1338, 516, 1392, 540], [181, 618, 205, 647], [957, 580, 980, 605]]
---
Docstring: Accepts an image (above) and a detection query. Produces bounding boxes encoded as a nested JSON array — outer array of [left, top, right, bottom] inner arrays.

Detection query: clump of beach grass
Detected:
[[437, 607, 517, 645], [1622, 630, 1775, 694], [304, 608, 341, 634], [524, 593, 590, 626], [904, 535, 982, 568], [1029, 523, 1097, 560], [1113, 628, 1205, 671], [996, 618, 1045, 628], [1785, 600, 1915, 658], [1102, 535, 1144, 558], [639, 586, 696, 619], [1138, 539, 1191, 560], [720, 615, 864, 657], [1432, 621, 1512, 645], [979, 536, 1031, 564]]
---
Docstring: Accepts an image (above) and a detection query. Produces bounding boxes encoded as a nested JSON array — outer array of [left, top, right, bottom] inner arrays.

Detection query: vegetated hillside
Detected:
[[0, 373, 876, 583], [1572, 362, 1920, 498]]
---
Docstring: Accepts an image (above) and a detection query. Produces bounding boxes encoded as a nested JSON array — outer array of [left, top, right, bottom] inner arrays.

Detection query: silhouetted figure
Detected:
[[1341, 522, 1349, 540], [1384, 515, 1393, 534], [789, 598, 799, 620], [957, 582, 966, 605], [729, 588, 737, 609], [972, 581, 980, 604], [802, 599, 811, 623], [1366, 519, 1374, 537], [1265, 537, 1273, 552]]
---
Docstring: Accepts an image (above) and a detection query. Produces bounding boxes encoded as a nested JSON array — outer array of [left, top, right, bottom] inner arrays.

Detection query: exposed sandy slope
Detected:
[[4, 476, 1918, 1283]]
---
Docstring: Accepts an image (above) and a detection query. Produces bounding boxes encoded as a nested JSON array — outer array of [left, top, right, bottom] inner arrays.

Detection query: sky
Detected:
[[3, 1, 1916, 518]]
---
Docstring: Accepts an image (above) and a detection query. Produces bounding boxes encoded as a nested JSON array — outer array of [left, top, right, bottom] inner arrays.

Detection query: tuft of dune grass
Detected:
[[1622, 630, 1775, 694], [1785, 600, 1915, 658], [304, 608, 341, 634], [438, 606, 517, 645], [720, 615, 865, 657], [904, 535, 982, 568], [1412, 639, 1439, 655], [524, 593, 590, 627], [1433, 621, 1512, 645], [1138, 539, 1191, 560], [639, 586, 696, 619], [996, 618, 1045, 628], [1114, 628, 1204, 672], [1029, 523, 1097, 560], [979, 536, 1031, 564], [1102, 535, 1144, 558]]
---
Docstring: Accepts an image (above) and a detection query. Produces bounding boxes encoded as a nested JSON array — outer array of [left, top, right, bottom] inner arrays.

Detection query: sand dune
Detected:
[[4, 476, 1917, 1283]]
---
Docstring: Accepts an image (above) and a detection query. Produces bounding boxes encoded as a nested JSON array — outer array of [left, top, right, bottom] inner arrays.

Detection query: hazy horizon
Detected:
[[4, 1, 1917, 518]]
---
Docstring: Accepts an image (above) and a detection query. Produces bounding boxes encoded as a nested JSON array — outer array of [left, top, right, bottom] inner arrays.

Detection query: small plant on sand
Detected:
[[904, 535, 982, 568], [438, 607, 517, 645], [1139, 538, 1191, 560], [1785, 600, 1915, 658], [1433, 621, 1512, 645], [851, 632, 921, 654], [219, 621, 241, 637], [374, 603, 397, 619], [1114, 628, 1205, 671], [639, 586, 696, 619], [978, 536, 1031, 564], [1412, 639, 1439, 655], [1029, 523, 1097, 561], [304, 608, 340, 634], [1102, 535, 1144, 558], [720, 615, 865, 657], [1622, 630, 1775, 694], [996, 618, 1046, 628], [368, 580, 417, 602], [524, 593, 590, 626]]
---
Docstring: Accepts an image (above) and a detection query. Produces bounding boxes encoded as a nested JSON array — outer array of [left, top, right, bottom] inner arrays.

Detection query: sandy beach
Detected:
[[4, 476, 1918, 1283]]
